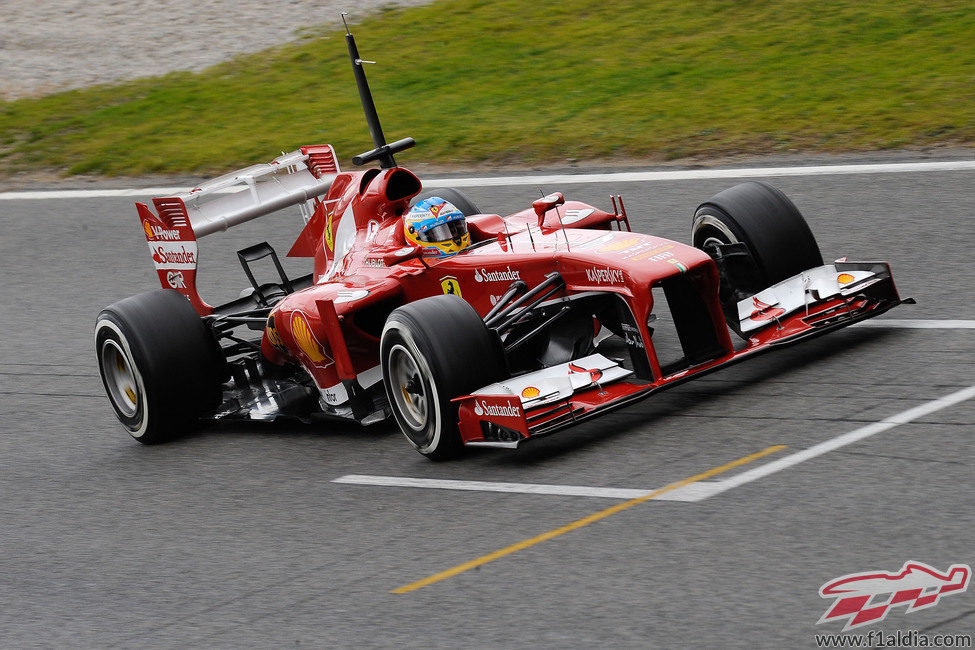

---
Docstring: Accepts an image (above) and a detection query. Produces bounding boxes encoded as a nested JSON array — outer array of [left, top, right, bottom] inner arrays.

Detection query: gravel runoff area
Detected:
[[0, 0, 433, 100]]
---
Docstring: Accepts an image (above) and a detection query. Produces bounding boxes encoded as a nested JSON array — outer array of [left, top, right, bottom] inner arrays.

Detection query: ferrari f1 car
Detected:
[[95, 27, 911, 459]]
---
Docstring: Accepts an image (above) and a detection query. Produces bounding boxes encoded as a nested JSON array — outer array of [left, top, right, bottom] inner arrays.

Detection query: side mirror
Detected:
[[532, 192, 565, 226], [383, 246, 424, 266]]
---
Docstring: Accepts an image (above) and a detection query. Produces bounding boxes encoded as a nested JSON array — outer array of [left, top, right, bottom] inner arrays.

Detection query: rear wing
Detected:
[[137, 145, 339, 314]]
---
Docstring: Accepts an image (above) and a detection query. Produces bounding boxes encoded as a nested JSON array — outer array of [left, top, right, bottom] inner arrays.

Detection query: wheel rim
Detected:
[[693, 214, 740, 248], [101, 339, 139, 417], [388, 344, 427, 431]]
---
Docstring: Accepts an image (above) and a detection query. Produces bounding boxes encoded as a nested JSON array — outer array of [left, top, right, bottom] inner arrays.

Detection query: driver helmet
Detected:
[[403, 197, 471, 258]]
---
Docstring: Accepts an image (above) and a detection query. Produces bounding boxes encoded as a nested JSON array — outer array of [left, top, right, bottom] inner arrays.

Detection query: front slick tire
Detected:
[[95, 289, 223, 444], [381, 295, 505, 460], [693, 181, 823, 287]]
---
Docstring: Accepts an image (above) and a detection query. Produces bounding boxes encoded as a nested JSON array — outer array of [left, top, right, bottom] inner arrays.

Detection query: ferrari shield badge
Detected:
[[440, 276, 462, 297]]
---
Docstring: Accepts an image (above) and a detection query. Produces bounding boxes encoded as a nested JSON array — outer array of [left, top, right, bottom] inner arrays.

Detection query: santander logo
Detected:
[[151, 244, 196, 265], [148, 241, 198, 270], [474, 266, 521, 283], [472, 400, 521, 418]]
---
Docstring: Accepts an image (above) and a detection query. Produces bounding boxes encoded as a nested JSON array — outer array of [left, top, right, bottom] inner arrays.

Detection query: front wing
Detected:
[[455, 261, 908, 448]]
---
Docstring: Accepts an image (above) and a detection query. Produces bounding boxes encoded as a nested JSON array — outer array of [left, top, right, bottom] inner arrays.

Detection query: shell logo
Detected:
[[290, 312, 328, 363], [521, 386, 540, 399], [143, 221, 154, 239]]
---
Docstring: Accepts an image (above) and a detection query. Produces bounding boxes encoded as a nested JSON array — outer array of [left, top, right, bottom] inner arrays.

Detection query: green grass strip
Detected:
[[1, 0, 972, 177]]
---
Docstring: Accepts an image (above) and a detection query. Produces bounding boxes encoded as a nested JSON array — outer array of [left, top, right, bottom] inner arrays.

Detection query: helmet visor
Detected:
[[418, 218, 468, 243]]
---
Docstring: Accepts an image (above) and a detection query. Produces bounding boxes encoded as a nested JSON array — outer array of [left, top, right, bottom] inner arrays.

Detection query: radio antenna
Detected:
[[342, 12, 414, 169]]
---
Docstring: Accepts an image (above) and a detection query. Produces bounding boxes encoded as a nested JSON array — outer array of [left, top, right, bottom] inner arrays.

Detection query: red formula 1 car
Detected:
[[95, 29, 910, 459]]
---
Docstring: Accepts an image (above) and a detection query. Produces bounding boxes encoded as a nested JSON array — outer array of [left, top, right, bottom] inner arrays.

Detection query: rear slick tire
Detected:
[[95, 289, 223, 444], [381, 295, 504, 460]]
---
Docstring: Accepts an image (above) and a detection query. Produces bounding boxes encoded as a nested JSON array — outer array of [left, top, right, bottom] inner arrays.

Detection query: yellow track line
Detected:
[[392, 444, 787, 594]]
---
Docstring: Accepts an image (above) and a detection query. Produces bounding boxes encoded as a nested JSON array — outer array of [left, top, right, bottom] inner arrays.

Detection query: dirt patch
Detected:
[[0, 0, 431, 100]]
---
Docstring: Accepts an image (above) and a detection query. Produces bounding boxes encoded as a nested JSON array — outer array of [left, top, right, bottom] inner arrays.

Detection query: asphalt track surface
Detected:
[[1, 160, 973, 648]]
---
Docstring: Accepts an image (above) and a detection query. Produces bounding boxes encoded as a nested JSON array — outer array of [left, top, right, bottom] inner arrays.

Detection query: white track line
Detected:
[[331, 475, 659, 499], [852, 319, 975, 329], [426, 160, 975, 188], [2, 160, 973, 200], [683, 384, 975, 501], [333, 384, 975, 502]]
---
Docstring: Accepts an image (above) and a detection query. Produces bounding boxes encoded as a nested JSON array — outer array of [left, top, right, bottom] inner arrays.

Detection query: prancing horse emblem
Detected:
[[440, 276, 462, 297]]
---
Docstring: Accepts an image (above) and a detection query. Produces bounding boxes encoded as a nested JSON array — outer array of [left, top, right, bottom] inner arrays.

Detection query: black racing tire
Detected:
[[411, 187, 482, 216], [94, 289, 224, 444], [692, 181, 823, 287], [381, 295, 505, 460]]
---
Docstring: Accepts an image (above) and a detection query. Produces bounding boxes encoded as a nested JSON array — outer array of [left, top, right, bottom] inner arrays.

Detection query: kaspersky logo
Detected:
[[472, 400, 521, 418], [818, 561, 971, 630], [585, 267, 624, 284]]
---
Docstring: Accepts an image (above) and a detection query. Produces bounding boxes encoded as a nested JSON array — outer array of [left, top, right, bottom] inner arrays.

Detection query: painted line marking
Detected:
[[423, 160, 975, 188], [680, 384, 975, 502], [2, 160, 973, 200], [341, 385, 974, 509], [388, 445, 786, 594], [384, 386, 973, 593], [852, 319, 975, 329], [333, 474, 702, 501]]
